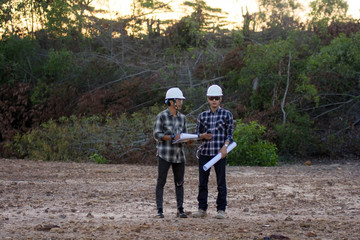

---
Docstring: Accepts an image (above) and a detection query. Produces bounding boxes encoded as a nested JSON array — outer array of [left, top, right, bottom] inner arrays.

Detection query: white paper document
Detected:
[[203, 142, 237, 171], [172, 133, 200, 144]]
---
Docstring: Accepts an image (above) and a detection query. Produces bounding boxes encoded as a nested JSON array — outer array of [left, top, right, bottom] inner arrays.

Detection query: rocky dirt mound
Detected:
[[1, 158, 359, 239]]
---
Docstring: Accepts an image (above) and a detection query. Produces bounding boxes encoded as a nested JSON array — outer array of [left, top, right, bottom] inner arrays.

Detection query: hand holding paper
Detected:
[[203, 142, 237, 171], [172, 133, 200, 144]]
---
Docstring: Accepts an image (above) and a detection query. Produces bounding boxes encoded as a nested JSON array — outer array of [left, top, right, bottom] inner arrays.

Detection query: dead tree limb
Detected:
[[90, 70, 152, 93], [281, 51, 291, 124], [313, 98, 354, 119]]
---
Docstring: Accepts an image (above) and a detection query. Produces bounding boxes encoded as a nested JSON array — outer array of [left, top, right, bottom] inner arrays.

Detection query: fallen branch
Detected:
[[312, 98, 355, 119], [90, 70, 152, 93], [301, 99, 355, 111]]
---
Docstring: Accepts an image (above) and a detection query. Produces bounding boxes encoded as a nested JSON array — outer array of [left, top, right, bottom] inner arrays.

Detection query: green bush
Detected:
[[9, 105, 162, 162], [43, 48, 74, 83], [228, 120, 279, 166], [0, 36, 42, 84], [320, 133, 344, 158], [274, 105, 316, 157], [11, 118, 81, 161], [89, 153, 108, 164]]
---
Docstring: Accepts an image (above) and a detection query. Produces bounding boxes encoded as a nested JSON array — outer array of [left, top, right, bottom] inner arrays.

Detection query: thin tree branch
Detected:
[[312, 99, 353, 120], [301, 99, 355, 111], [130, 0, 174, 19], [118, 148, 142, 159], [194, 52, 203, 66], [353, 118, 360, 128], [186, 102, 208, 118], [281, 51, 291, 124], [90, 70, 152, 93], [192, 76, 226, 87]]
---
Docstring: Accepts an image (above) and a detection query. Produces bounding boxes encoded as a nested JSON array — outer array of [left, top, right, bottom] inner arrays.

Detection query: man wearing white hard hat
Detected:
[[193, 84, 234, 219], [153, 87, 188, 218]]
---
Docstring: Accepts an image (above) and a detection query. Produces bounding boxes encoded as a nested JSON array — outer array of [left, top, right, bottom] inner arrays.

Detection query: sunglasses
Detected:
[[208, 96, 221, 101]]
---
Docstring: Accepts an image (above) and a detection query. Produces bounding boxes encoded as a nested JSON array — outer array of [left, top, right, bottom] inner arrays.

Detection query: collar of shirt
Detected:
[[166, 108, 180, 117], [207, 107, 221, 114]]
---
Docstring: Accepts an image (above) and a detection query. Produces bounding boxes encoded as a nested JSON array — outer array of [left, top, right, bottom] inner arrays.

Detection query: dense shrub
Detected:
[[0, 36, 42, 85], [8, 105, 162, 163], [89, 153, 108, 164], [228, 120, 279, 166], [274, 105, 317, 157]]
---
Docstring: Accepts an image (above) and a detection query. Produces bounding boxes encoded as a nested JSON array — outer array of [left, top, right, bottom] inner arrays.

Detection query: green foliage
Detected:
[[166, 0, 226, 48], [30, 81, 53, 105], [309, 0, 349, 25], [43, 48, 74, 83], [183, 0, 226, 31], [44, 0, 89, 38], [45, 0, 72, 37], [11, 120, 74, 161], [129, 0, 172, 36], [308, 0, 350, 40], [231, 30, 245, 48], [228, 120, 279, 166], [166, 14, 204, 48], [296, 73, 319, 105], [0, 52, 7, 84], [0, 36, 41, 84], [256, 0, 303, 37], [9, 105, 163, 162], [1, 0, 51, 37], [232, 38, 293, 110], [307, 32, 360, 93], [320, 133, 344, 158], [275, 105, 316, 157], [29, 48, 76, 104], [89, 153, 107, 164], [137, 0, 171, 10]]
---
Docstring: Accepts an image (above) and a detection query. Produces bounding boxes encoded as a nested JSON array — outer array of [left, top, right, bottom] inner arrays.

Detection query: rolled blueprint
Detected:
[[172, 133, 199, 144], [203, 142, 237, 171]]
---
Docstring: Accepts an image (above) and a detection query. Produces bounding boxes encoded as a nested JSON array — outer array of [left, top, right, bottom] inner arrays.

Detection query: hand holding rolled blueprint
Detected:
[[203, 142, 237, 171], [172, 133, 200, 144]]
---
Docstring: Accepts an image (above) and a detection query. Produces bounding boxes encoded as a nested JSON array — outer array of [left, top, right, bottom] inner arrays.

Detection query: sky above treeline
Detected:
[[96, 0, 360, 29]]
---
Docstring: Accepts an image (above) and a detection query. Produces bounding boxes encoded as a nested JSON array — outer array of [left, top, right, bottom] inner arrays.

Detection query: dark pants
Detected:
[[156, 157, 185, 211], [197, 155, 227, 211]]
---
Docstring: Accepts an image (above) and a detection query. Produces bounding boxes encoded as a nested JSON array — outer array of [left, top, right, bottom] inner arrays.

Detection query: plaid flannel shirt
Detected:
[[153, 109, 187, 163], [196, 107, 234, 156]]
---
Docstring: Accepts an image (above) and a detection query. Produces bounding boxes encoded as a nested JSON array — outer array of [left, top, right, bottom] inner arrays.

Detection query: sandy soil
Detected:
[[0, 158, 360, 240]]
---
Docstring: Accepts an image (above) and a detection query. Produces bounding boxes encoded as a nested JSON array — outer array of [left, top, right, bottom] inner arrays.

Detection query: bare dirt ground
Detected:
[[0, 158, 360, 240]]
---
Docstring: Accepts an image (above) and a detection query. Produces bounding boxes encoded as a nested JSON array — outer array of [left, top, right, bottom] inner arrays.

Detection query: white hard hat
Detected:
[[165, 87, 185, 99], [206, 85, 223, 96]]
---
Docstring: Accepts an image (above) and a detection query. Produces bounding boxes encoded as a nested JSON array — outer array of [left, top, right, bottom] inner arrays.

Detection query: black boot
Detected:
[[177, 207, 187, 218], [156, 208, 164, 218]]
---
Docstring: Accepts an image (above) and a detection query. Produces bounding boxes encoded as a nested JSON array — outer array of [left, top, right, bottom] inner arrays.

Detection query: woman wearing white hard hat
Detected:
[[193, 84, 234, 219], [153, 87, 188, 218]]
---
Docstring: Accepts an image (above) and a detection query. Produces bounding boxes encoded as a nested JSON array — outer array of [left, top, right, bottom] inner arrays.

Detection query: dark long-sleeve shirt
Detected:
[[196, 107, 234, 156], [153, 109, 187, 163]]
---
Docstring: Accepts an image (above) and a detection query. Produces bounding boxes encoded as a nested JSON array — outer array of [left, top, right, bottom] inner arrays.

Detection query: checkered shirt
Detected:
[[153, 109, 187, 163], [196, 107, 234, 156]]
